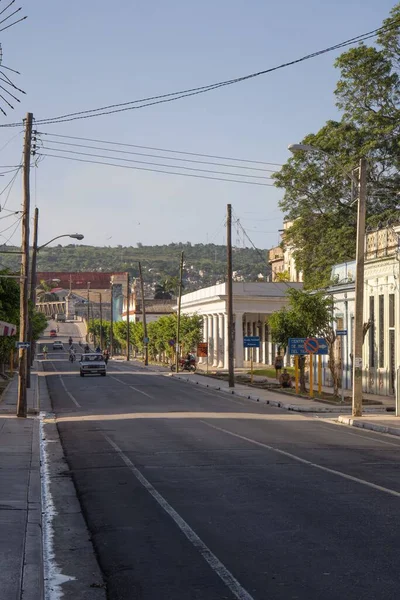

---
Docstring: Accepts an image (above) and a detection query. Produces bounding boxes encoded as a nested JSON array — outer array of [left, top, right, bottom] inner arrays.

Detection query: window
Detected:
[[379, 295, 384, 368], [389, 294, 395, 328], [369, 297, 375, 367]]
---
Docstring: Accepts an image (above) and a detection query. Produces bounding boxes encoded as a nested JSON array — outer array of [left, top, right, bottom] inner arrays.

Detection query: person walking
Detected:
[[42, 344, 48, 360], [274, 352, 283, 380]]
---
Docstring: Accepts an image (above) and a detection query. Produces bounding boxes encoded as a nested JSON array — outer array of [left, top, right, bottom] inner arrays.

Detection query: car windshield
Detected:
[[83, 355, 103, 362]]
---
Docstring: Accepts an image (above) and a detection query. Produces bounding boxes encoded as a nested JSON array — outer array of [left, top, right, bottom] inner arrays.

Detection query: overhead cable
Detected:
[[1, 16, 399, 127]]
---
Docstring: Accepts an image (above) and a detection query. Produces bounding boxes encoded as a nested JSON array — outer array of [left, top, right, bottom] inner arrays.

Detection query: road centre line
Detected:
[[130, 385, 154, 399], [104, 434, 255, 600], [58, 375, 81, 408], [109, 375, 128, 386], [201, 421, 400, 499]]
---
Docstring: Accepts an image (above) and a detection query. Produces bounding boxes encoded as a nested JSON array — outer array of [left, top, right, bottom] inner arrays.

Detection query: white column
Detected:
[[224, 313, 229, 369], [200, 315, 208, 364], [235, 312, 244, 367], [208, 315, 213, 365], [213, 314, 218, 367], [218, 313, 224, 368]]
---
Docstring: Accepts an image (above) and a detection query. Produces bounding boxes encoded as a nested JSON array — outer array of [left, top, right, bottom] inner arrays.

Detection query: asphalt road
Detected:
[[41, 322, 400, 600]]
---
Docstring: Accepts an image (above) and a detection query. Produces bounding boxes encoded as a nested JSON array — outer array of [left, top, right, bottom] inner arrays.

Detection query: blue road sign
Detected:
[[168, 339, 175, 347], [143, 337, 149, 344], [336, 329, 347, 336], [288, 337, 328, 355], [243, 336, 260, 348], [15, 341, 30, 349]]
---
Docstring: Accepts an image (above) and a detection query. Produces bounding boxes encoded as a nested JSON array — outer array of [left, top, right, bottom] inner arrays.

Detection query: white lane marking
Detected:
[[202, 421, 400, 499], [316, 421, 400, 448], [130, 385, 154, 399], [109, 375, 128, 386], [58, 375, 81, 407], [104, 435, 255, 600]]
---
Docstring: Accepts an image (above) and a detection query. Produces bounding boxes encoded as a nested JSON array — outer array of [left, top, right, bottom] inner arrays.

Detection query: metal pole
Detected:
[[27, 206, 39, 387], [352, 158, 367, 417], [17, 112, 33, 419], [87, 282, 90, 343], [227, 204, 234, 387], [309, 354, 314, 398], [99, 293, 103, 350], [110, 282, 114, 357], [138, 262, 148, 366], [175, 252, 184, 373], [126, 272, 130, 361], [341, 337, 345, 403]]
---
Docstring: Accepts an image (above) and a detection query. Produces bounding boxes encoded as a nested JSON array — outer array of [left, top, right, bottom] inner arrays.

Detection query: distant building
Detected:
[[122, 281, 174, 323], [268, 221, 303, 282]]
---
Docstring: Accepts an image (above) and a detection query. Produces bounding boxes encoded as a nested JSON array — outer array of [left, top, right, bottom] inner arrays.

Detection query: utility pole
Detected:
[[17, 112, 33, 418], [227, 204, 234, 388], [352, 157, 367, 417], [175, 252, 184, 373], [126, 272, 130, 360], [110, 282, 114, 357], [99, 292, 103, 350], [138, 262, 148, 366], [27, 206, 39, 387], [86, 281, 90, 344]]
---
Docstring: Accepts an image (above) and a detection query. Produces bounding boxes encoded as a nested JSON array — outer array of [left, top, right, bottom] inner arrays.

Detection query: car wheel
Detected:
[[101, 372, 106, 376], [80, 372, 84, 377]]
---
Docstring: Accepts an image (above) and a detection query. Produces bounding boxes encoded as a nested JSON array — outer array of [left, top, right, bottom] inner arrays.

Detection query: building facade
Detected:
[[268, 221, 303, 282], [180, 281, 303, 369]]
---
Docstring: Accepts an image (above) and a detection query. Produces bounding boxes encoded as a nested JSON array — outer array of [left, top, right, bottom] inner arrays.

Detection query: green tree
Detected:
[[269, 289, 337, 394], [0, 272, 20, 374], [274, 4, 400, 289]]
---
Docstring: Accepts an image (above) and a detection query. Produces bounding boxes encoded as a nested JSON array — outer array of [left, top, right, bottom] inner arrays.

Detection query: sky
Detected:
[[0, 0, 397, 251]]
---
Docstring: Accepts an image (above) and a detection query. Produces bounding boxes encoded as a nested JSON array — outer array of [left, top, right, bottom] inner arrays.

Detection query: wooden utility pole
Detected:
[[99, 293, 103, 350], [110, 282, 114, 357], [175, 252, 184, 373], [17, 112, 33, 418], [138, 262, 148, 366], [352, 157, 367, 417], [86, 282, 90, 344], [27, 206, 39, 387], [227, 204, 234, 388], [126, 272, 130, 360]]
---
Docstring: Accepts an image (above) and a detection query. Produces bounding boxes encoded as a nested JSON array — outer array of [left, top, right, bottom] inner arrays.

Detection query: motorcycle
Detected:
[[170, 358, 196, 373], [69, 353, 76, 363]]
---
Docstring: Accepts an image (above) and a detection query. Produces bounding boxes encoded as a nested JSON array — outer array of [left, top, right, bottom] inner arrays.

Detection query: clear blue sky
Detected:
[[0, 0, 396, 251]]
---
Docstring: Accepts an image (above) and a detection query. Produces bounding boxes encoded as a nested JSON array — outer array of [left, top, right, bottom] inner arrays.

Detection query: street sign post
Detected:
[[197, 342, 208, 374], [15, 342, 30, 349], [288, 337, 328, 355], [336, 331, 347, 403], [243, 337, 260, 383], [336, 330, 347, 336], [243, 336, 260, 348]]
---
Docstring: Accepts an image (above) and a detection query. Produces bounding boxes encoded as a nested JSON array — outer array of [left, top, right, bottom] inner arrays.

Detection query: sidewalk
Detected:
[[170, 371, 393, 414], [337, 414, 400, 437], [0, 372, 44, 600], [196, 365, 395, 409]]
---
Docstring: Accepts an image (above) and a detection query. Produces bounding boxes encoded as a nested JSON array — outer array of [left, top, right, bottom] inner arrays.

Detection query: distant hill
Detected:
[[0, 242, 271, 292]]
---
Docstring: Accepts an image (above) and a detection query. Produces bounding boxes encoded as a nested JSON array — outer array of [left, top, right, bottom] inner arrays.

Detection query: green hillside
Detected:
[[0, 242, 270, 291]]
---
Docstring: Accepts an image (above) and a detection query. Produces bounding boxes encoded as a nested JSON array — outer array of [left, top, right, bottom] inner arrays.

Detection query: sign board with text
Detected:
[[243, 336, 260, 348], [197, 342, 208, 357], [288, 337, 328, 355]]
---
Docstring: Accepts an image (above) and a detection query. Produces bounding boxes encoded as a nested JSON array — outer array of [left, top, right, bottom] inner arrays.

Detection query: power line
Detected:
[[39, 137, 280, 172], [38, 132, 283, 167], [36, 152, 275, 187], [2, 17, 399, 127], [39, 145, 274, 180], [0, 164, 21, 211]]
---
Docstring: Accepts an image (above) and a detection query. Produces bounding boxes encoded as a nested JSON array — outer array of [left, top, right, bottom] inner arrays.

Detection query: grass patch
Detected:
[[247, 367, 295, 379]]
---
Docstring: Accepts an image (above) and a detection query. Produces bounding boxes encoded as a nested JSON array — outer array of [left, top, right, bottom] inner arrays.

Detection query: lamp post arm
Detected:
[[37, 234, 72, 252]]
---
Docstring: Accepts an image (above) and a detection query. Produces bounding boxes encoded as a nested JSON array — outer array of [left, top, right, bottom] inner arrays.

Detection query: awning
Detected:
[[0, 320, 17, 336]]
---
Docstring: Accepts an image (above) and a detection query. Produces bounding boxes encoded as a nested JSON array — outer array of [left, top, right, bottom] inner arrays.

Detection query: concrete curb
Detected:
[[21, 416, 44, 600], [40, 367, 106, 599], [169, 373, 339, 413], [337, 415, 400, 437]]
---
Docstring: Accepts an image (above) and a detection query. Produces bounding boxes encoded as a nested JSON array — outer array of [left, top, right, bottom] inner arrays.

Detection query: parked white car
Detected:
[[79, 353, 106, 377]]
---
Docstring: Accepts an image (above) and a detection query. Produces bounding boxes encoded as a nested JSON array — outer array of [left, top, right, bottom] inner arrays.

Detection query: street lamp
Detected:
[[27, 208, 84, 386], [90, 291, 103, 350], [288, 143, 367, 417]]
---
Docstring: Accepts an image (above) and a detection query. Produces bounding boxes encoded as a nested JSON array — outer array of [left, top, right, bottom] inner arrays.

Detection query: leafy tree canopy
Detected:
[[274, 3, 400, 289]]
